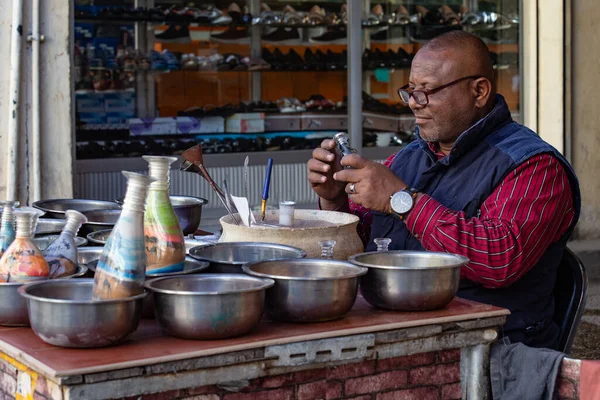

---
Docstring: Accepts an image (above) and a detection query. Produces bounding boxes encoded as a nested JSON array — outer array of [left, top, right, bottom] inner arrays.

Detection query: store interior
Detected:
[[73, 0, 520, 161]]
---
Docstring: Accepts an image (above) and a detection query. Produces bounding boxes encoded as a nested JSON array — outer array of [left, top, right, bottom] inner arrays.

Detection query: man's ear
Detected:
[[473, 78, 493, 108]]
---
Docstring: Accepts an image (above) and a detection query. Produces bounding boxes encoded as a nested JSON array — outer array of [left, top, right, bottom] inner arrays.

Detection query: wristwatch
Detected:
[[390, 188, 419, 220]]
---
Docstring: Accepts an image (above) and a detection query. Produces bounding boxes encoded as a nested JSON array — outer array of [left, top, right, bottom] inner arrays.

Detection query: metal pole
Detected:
[[347, 0, 363, 155], [30, 0, 44, 202], [460, 344, 491, 399], [6, 0, 24, 201], [249, 0, 261, 101]]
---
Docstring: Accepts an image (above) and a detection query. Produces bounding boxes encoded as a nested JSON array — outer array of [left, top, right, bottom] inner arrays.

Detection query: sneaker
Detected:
[[309, 27, 346, 44], [181, 54, 198, 70], [155, 24, 190, 43], [262, 27, 301, 44], [211, 27, 250, 43], [149, 51, 168, 70]]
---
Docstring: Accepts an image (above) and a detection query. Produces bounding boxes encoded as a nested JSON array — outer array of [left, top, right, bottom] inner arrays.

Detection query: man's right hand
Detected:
[[307, 139, 348, 210]]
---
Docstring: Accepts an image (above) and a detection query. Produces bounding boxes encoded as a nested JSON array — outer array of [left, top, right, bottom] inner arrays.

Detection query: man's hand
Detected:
[[307, 139, 348, 210], [333, 154, 407, 213]]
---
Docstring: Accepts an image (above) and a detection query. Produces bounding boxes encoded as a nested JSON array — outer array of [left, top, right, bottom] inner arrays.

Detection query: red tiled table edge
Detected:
[[0, 297, 509, 379]]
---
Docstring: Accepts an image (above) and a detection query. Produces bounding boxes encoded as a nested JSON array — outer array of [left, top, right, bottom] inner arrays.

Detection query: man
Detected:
[[307, 30, 580, 349]]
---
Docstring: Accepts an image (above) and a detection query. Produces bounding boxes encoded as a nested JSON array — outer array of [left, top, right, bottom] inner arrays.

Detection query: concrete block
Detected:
[[84, 367, 144, 384], [146, 349, 264, 375]]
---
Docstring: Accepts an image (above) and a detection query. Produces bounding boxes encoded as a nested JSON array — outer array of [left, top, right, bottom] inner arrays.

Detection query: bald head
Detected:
[[419, 30, 495, 86]]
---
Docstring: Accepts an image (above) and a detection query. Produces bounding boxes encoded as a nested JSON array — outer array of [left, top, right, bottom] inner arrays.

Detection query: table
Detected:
[[0, 296, 508, 400]]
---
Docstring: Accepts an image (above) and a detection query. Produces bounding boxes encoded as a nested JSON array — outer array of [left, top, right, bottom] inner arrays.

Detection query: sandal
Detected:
[[246, 57, 271, 71]]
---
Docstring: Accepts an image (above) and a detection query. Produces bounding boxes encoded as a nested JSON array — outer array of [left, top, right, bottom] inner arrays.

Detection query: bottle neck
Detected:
[[121, 171, 153, 213], [1, 207, 14, 227], [15, 215, 33, 239]]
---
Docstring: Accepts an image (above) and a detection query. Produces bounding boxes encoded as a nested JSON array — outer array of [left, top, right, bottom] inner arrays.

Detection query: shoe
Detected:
[[370, 27, 410, 44], [440, 5, 460, 25], [309, 27, 346, 44], [283, 5, 304, 25], [393, 6, 411, 25], [307, 5, 326, 25], [211, 27, 250, 43], [416, 6, 443, 25], [478, 26, 518, 44], [181, 54, 198, 70], [262, 27, 301, 44], [149, 51, 168, 70], [161, 50, 180, 70], [410, 25, 462, 43], [286, 49, 304, 70], [364, 4, 384, 26], [155, 24, 190, 43]]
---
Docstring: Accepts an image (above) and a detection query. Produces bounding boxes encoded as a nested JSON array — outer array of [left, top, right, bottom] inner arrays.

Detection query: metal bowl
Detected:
[[86, 229, 112, 246], [80, 209, 121, 236], [185, 237, 216, 254], [189, 242, 307, 274], [171, 195, 208, 235], [243, 259, 367, 322], [116, 195, 208, 235], [0, 266, 88, 327], [33, 235, 88, 252], [18, 279, 146, 348], [77, 247, 104, 266], [32, 199, 121, 219], [348, 251, 468, 311], [145, 274, 274, 340], [35, 218, 66, 235]]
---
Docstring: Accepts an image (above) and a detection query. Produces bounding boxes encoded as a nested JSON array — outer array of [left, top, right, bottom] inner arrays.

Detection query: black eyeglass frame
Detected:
[[397, 75, 484, 105]]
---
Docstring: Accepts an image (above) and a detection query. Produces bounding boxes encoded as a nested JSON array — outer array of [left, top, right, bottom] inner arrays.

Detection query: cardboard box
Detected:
[[129, 117, 178, 136], [176, 116, 224, 134], [226, 113, 265, 133]]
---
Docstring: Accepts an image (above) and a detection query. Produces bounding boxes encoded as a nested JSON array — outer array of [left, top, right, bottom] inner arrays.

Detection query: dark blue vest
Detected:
[[366, 95, 581, 348]]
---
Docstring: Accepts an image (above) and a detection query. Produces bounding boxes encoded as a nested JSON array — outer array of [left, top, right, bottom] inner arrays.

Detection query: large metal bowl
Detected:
[[35, 218, 66, 235], [32, 199, 121, 219], [145, 274, 274, 340], [348, 251, 468, 311], [116, 195, 208, 235], [77, 246, 104, 266], [0, 266, 87, 327], [18, 279, 146, 348], [80, 209, 122, 236], [33, 235, 88, 252], [243, 259, 367, 322], [86, 229, 112, 246], [189, 242, 307, 274]]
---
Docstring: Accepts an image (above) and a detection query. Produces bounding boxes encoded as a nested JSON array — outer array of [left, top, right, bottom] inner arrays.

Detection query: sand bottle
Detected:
[[0, 210, 49, 282], [92, 172, 154, 300], [143, 156, 185, 274], [0, 201, 19, 256], [44, 210, 88, 278]]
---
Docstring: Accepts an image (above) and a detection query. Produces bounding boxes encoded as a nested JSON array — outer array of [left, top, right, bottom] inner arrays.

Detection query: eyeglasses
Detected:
[[397, 75, 483, 106]]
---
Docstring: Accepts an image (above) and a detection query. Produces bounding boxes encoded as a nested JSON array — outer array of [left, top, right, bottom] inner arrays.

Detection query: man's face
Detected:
[[407, 50, 479, 144]]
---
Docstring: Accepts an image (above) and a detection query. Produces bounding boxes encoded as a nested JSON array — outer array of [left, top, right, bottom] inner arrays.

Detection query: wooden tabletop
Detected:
[[0, 296, 508, 378]]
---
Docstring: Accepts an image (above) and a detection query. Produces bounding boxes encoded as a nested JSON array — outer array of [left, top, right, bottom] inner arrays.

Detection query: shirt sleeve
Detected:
[[404, 153, 575, 289]]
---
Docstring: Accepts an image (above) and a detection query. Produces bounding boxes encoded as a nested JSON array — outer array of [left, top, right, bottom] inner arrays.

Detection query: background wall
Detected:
[[571, 0, 600, 239], [0, 0, 74, 205]]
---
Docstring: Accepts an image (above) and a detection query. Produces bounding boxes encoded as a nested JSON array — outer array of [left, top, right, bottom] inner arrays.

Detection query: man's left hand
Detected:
[[333, 154, 407, 213]]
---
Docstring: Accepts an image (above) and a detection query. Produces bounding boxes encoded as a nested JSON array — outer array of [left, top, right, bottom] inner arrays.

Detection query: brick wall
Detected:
[[117, 349, 463, 400]]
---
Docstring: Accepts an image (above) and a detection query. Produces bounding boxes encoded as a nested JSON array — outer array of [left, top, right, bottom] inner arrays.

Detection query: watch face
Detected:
[[391, 191, 414, 214]]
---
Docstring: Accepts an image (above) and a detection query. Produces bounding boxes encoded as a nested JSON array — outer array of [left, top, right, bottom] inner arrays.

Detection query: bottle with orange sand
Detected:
[[0, 210, 49, 282], [92, 171, 153, 300], [44, 210, 88, 278], [0, 201, 19, 257], [143, 156, 185, 274]]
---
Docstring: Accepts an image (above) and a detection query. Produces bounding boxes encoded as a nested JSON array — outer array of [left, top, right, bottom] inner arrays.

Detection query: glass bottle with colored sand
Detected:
[[92, 171, 154, 300], [44, 210, 88, 278], [143, 155, 185, 274], [0, 210, 49, 282], [0, 201, 19, 257]]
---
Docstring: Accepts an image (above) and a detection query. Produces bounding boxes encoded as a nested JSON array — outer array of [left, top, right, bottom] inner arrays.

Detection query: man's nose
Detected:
[[408, 95, 425, 111]]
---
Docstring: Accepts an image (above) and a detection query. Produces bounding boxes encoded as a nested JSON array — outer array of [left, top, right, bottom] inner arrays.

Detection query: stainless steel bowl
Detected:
[[171, 195, 208, 235], [33, 235, 88, 252], [348, 251, 468, 311], [145, 274, 274, 340], [86, 229, 111, 246], [189, 242, 307, 274], [0, 266, 88, 327], [32, 199, 121, 219], [18, 279, 146, 348], [243, 259, 367, 322], [80, 209, 121, 236], [77, 246, 104, 266], [116, 195, 208, 235], [35, 218, 66, 235], [185, 237, 215, 254]]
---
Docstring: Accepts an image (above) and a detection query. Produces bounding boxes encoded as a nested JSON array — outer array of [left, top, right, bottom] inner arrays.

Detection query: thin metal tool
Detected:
[[222, 179, 241, 226], [243, 156, 251, 226]]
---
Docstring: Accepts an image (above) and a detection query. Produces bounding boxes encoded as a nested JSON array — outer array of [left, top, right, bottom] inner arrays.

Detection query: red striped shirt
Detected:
[[346, 148, 574, 289]]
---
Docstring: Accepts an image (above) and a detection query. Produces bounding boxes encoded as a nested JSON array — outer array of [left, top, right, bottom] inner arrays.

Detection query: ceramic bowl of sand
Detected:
[[219, 210, 364, 260]]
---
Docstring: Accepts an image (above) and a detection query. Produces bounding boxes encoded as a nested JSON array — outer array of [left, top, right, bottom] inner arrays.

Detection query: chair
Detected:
[[553, 247, 588, 353]]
